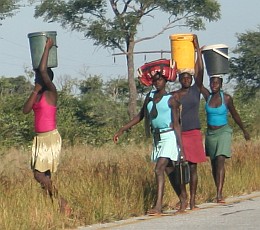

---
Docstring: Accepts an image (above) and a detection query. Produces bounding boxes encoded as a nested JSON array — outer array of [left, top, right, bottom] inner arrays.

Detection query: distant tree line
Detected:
[[0, 72, 258, 149]]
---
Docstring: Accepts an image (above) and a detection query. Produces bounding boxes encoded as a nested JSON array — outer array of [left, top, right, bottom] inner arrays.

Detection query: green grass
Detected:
[[0, 139, 259, 229]]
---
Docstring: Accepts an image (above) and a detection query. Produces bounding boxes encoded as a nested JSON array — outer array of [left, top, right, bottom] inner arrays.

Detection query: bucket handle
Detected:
[[42, 34, 58, 48], [212, 48, 229, 59]]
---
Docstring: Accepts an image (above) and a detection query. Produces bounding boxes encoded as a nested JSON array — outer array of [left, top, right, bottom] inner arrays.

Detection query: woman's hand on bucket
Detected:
[[193, 34, 199, 49], [200, 45, 206, 52], [45, 37, 54, 50]]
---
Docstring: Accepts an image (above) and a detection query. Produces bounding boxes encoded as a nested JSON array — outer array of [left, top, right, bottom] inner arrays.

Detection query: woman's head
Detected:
[[179, 72, 193, 89], [34, 68, 54, 91], [209, 76, 223, 93], [152, 72, 167, 90]]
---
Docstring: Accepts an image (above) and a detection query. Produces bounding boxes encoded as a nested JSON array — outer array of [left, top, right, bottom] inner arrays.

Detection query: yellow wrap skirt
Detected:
[[31, 129, 62, 173]]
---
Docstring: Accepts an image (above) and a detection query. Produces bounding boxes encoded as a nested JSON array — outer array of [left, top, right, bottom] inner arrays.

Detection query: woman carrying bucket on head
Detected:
[[113, 59, 187, 215], [201, 52, 250, 203], [170, 34, 207, 210], [23, 37, 71, 215]]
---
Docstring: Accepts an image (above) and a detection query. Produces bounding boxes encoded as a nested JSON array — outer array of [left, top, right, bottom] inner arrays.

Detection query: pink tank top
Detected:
[[32, 92, 57, 133]]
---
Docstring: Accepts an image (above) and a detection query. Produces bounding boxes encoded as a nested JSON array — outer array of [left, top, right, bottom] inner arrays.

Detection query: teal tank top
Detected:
[[205, 91, 228, 126], [147, 91, 172, 130]]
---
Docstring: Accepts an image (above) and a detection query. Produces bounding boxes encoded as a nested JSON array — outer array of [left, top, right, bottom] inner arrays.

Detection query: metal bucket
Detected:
[[28, 31, 58, 69]]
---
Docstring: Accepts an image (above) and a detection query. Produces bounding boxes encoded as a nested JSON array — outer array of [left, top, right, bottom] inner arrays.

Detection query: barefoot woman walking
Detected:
[[23, 37, 70, 215], [114, 61, 187, 214], [202, 76, 250, 203]]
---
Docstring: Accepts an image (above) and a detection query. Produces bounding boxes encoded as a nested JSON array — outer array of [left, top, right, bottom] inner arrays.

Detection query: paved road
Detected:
[[79, 192, 260, 230]]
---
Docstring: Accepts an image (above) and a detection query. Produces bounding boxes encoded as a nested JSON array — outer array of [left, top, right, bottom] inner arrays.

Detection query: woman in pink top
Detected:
[[23, 38, 70, 215]]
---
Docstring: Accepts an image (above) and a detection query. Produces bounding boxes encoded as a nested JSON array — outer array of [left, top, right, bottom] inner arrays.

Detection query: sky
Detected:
[[0, 0, 260, 85]]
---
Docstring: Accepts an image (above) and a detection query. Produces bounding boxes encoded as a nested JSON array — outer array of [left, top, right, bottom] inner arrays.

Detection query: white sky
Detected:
[[0, 0, 259, 85]]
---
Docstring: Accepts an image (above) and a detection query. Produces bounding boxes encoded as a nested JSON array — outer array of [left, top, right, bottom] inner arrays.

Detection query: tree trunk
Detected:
[[126, 40, 137, 119]]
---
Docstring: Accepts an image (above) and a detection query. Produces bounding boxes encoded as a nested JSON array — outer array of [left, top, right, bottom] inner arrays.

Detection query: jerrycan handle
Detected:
[[175, 35, 193, 41]]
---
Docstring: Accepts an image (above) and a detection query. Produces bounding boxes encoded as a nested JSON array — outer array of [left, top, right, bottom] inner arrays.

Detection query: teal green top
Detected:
[[147, 91, 172, 131], [205, 91, 228, 126]]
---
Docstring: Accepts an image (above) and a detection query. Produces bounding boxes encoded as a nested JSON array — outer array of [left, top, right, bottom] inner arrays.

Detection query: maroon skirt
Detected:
[[182, 129, 207, 163]]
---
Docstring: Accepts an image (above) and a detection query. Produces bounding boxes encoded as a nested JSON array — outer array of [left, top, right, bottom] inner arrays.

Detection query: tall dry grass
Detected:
[[0, 139, 259, 229]]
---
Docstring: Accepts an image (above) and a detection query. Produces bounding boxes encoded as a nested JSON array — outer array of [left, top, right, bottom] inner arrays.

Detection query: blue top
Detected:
[[179, 84, 201, 131], [205, 91, 228, 126], [147, 91, 172, 131]]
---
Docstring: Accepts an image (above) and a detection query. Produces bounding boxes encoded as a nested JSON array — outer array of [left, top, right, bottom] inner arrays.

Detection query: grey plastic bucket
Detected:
[[28, 31, 58, 69], [202, 44, 229, 76]]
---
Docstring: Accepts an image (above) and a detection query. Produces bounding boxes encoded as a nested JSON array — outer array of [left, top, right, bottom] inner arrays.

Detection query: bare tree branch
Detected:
[[109, 0, 120, 16], [135, 12, 195, 44], [122, 0, 132, 14]]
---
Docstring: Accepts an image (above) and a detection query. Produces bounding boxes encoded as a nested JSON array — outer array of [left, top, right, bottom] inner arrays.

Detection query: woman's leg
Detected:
[[211, 159, 217, 187], [211, 155, 226, 202], [34, 170, 54, 201], [166, 162, 187, 211], [150, 157, 170, 213], [34, 169, 71, 214], [215, 155, 226, 202], [189, 162, 198, 209]]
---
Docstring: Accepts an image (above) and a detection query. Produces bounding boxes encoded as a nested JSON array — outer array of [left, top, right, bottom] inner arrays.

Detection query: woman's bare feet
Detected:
[[179, 196, 188, 211], [175, 200, 189, 210], [147, 208, 162, 216], [59, 197, 72, 217], [190, 198, 200, 210]]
